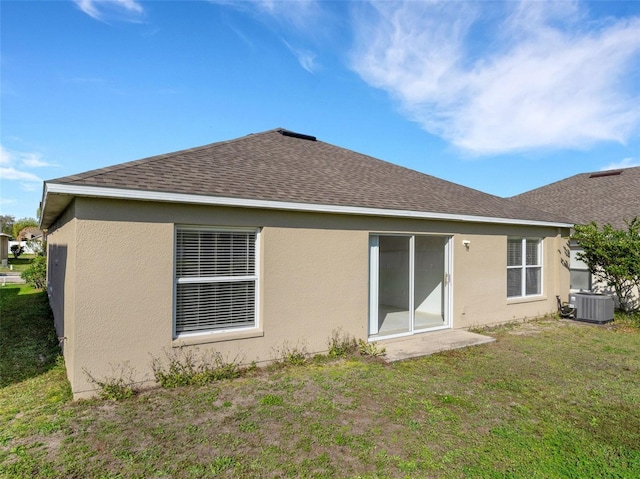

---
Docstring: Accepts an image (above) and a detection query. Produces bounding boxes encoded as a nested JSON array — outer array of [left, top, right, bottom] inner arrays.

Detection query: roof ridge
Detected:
[[512, 165, 640, 199], [585, 165, 640, 175]]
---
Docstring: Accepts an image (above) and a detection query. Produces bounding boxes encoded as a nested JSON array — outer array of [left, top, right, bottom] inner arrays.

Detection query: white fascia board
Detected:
[[39, 184, 51, 230], [44, 182, 574, 228]]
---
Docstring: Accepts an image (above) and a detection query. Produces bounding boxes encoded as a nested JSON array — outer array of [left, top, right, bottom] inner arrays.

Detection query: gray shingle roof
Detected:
[[512, 167, 640, 230], [43, 128, 571, 227]]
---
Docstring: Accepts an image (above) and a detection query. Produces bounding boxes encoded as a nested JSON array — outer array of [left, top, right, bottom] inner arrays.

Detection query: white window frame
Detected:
[[173, 226, 260, 338], [507, 237, 543, 299], [569, 244, 592, 291]]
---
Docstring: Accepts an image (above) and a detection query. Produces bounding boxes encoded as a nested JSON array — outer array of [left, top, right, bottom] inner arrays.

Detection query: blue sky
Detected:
[[1, 0, 639, 221]]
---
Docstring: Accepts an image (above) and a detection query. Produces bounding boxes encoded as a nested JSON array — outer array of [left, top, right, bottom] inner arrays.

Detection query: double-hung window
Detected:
[[569, 243, 591, 291], [175, 227, 259, 337], [507, 238, 542, 298]]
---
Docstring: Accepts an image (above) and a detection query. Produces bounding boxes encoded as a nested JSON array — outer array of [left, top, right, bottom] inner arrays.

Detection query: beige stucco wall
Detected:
[[46, 200, 78, 386], [453, 230, 569, 328], [46, 197, 570, 398]]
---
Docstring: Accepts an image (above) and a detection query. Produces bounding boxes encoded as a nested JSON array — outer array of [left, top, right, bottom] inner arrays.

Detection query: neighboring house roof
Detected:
[[41, 128, 572, 229], [512, 166, 640, 230], [17, 226, 43, 242]]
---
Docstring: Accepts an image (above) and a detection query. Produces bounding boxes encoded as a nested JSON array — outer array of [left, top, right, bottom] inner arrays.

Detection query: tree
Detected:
[[10, 244, 24, 259], [13, 217, 38, 240], [0, 215, 15, 237], [571, 217, 640, 313]]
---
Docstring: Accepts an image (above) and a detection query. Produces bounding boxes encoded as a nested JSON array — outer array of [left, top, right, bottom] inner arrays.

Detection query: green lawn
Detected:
[[1, 283, 639, 478], [0, 255, 35, 274]]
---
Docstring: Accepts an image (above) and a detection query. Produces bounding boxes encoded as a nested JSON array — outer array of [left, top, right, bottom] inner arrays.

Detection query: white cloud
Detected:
[[0, 167, 42, 182], [74, 0, 144, 22], [351, 1, 640, 155], [20, 153, 51, 168], [601, 157, 640, 171], [0, 145, 53, 185], [283, 40, 318, 73], [212, 0, 322, 31], [0, 145, 55, 168], [212, 1, 323, 73], [0, 145, 10, 166]]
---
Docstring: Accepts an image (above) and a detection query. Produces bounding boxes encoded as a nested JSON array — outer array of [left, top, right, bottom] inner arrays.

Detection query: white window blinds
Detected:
[[175, 228, 258, 335], [507, 238, 542, 298]]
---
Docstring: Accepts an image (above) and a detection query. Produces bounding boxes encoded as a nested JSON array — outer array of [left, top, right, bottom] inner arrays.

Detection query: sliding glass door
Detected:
[[369, 234, 450, 339]]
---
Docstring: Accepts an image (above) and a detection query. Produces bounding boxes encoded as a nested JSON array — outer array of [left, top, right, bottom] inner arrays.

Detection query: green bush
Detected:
[[21, 256, 46, 289]]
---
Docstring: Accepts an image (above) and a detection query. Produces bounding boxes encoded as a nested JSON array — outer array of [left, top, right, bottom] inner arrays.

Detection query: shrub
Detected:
[[21, 256, 47, 289], [151, 347, 243, 388], [357, 339, 386, 357], [10, 244, 24, 259], [84, 362, 138, 401], [271, 341, 309, 366], [327, 329, 357, 357], [572, 218, 640, 313]]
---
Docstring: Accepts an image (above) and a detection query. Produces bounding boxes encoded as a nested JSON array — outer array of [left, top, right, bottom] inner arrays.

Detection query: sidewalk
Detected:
[[0, 273, 26, 284]]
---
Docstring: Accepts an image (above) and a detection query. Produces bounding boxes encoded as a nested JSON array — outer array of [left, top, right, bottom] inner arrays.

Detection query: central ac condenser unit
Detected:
[[568, 292, 614, 324]]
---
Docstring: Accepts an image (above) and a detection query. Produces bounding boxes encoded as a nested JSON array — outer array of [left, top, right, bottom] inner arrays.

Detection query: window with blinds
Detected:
[[175, 228, 258, 336], [507, 238, 542, 298]]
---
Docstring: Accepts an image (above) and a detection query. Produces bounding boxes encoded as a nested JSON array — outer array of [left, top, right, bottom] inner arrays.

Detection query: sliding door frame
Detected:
[[369, 233, 452, 340]]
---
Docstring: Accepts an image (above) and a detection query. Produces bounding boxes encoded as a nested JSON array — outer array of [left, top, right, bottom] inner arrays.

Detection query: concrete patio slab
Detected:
[[381, 329, 495, 362]]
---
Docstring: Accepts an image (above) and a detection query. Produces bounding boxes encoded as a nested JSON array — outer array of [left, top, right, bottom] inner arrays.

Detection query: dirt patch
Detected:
[[507, 322, 545, 336]]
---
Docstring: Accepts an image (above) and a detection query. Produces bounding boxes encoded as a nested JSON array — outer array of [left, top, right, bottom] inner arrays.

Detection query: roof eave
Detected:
[[40, 182, 73, 230], [41, 183, 574, 230]]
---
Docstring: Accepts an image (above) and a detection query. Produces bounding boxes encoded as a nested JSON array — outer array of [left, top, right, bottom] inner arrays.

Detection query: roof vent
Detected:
[[589, 170, 622, 179], [277, 129, 316, 141]]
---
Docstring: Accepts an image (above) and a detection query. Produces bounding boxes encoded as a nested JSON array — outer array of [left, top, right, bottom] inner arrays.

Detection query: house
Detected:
[[512, 166, 639, 302], [9, 227, 45, 256], [40, 128, 572, 399], [17, 226, 43, 242]]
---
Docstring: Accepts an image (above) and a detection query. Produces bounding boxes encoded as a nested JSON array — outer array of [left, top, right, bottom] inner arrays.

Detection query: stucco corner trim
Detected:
[[172, 328, 264, 347]]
